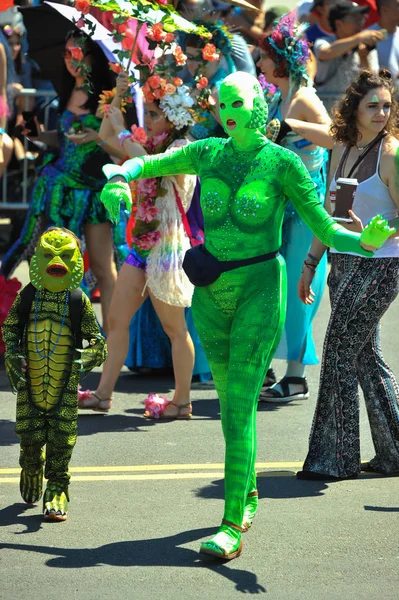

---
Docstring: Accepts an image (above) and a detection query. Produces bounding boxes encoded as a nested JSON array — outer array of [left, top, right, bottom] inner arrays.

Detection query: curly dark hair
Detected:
[[258, 34, 289, 79], [330, 69, 399, 146]]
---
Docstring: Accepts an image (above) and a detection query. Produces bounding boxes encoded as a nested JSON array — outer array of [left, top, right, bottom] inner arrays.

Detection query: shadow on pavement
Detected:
[[364, 505, 399, 512], [195, 473, 329, 500], [0, 528, 267, 594], [0, 502, 43, 534]]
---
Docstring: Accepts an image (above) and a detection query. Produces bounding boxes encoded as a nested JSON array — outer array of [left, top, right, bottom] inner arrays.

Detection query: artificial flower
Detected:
[[173, 45, 187, 66], [202, 43, 220, 62], [196, 76, 208, 90], [70, 46, 84, 62], [164, 83, 176, 95], [147, 74, 161, 89], [109, 62, 123, 74], [74, 0, 91, 15], [136, 199, 160, 223], [173, 77, 183, 87], [130, 125, 148, 145], [133, 231, 161, 251], [147, 22, 167, 42]]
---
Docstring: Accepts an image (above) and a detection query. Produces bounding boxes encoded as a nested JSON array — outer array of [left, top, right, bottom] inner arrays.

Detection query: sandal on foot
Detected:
[[200, 520, 243, 561], [78, 392, 112, 413], [242, 490, 259, 533], [143, 394, 192, 420], [259, 369, 276, 394], [259, 376, 309, 403]]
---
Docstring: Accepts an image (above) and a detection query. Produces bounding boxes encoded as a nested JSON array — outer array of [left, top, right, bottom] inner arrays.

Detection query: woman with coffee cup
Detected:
[[297, 69, 399, 480]]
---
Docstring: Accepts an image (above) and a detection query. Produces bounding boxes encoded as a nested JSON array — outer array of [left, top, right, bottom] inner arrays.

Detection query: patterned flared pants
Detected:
[[303, 254, 399, 477]]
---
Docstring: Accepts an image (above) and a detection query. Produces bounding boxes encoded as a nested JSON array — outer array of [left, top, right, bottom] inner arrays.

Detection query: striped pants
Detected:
[[303, 254, 399, 477]]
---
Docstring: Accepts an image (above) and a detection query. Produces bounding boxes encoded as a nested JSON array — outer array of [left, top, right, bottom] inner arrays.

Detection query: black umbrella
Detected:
[[19, 2, 119, 96]]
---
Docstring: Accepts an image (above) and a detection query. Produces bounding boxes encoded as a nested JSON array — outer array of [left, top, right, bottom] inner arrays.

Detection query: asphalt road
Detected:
[[1, 262, 398, 600]]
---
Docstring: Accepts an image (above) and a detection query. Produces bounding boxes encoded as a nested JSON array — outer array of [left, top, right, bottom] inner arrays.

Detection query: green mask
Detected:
[[29, 228, 84, 292], [219, 72, 268, 145]]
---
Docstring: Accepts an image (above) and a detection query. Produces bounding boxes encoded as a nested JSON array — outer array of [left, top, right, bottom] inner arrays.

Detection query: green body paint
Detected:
[[101, 72, 394, 557]]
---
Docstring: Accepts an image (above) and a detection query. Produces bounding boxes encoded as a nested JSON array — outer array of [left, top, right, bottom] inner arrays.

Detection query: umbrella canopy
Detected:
[[19, 1, 122, 95]]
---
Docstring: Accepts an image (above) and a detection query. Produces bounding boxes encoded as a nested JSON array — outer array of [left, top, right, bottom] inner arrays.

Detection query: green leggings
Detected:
[[192, 257, 286, 526]]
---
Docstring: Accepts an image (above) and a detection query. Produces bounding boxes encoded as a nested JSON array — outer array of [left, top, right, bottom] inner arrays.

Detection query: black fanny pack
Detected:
[[182, 244, 280, 287]]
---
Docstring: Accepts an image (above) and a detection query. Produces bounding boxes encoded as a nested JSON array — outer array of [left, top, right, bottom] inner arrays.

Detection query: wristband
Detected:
[[307, 252, 319, 263], [117, 130, 131, 147], [0, 127, 5, 135], [303, 260, 316, 271]]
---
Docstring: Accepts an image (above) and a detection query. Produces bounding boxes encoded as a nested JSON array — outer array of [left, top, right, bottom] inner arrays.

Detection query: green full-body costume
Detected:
[[101, 72, 394, 558], [2, 228, 106, 520]]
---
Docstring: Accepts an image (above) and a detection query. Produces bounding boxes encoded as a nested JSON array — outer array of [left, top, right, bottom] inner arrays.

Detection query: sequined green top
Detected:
[[136, 136, 367, 261]]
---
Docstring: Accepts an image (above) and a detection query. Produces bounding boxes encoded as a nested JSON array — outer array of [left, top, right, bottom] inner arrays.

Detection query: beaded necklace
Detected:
[[34, 290, 69, 360]]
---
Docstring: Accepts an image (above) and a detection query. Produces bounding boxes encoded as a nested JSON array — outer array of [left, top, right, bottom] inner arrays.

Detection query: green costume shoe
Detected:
[[43, 482, 69, 522], [20, 467, 44, 504], [200, 520, 243, 560], [242, 490, 259, 532]]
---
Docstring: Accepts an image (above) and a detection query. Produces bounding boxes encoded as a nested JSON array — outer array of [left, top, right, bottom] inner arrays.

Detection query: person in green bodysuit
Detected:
[[2, 228, 106, 521], [100, 72, 394, 559]]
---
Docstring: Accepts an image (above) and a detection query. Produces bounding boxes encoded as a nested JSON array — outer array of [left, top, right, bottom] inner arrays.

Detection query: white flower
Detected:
[[160, 85, 195, 129]]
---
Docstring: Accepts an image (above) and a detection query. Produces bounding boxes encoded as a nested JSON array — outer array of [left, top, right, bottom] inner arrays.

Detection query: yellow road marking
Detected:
[[0, 471, 295, 484], [0, 462, 303, 475]]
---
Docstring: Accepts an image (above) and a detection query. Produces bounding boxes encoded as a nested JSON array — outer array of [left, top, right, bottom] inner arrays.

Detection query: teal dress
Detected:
[[1, 110, 128, 283], [268, 95, 328, 365]]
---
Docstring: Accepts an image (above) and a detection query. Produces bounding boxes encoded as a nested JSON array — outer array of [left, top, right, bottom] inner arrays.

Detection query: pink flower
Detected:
[[202, 43, 220, 62], [154, 0, 168, 5], [76, 17, 85, 29], [130, 125, 148, 145], [137, 199, 159, 223], [143, 393, 169, 418], [70, 46, 84, 61], [164, 33, 175, 43], [133, 231, 161, 251], [138, 178, 157, 197]]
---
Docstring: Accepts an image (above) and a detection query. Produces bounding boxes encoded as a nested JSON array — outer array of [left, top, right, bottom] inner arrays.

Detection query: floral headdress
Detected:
[[73, 0, 211, 129], [266, 12, 310, 87]]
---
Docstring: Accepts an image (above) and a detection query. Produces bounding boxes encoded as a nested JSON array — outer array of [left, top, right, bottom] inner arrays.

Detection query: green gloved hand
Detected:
[[360, 214, 396, 249], [74, 336, 107, 373], [100, 181, 132, 223], [4, 352, 27, 393]]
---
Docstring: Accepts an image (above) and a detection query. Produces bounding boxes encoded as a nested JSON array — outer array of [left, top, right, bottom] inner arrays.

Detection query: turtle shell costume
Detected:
[[2, 228, 107, 521], [100, 72, 394, 559]]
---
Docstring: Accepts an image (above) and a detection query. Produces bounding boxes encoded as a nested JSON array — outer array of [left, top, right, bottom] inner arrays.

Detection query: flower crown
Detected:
[[267, 12, 309, 84], [73, 0, 211, 128]]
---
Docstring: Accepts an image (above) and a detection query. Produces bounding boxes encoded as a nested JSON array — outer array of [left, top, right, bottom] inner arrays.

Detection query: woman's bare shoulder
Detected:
[[383, 134, 399, 156]]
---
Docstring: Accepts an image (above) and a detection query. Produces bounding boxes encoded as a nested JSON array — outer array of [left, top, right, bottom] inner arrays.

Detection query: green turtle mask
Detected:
[[29, 228, 84, 292], [219, 72, 268, 144]]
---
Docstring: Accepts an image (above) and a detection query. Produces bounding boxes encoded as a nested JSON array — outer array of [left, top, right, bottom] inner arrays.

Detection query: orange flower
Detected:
[[70, 46, 84, 61], [142, 82, 156, 102], [131, 125, 148, 145], [75, 0, 90, 15], [173, 77, 183, 87], [173, 45, 187, 66], [202, 43, 220, 62], [196, 76, 208, 90], [147, 74, 161, 89], [147, 23, 166, 42], [164, 83, 176, 95], [153, 87, 166, 99], [164, 33, 175, 43], [109, 62, 123, 74]]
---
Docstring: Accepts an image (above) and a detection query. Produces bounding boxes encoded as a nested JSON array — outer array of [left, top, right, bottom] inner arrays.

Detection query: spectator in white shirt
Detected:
[[368, 0, 399, 80], [314, 0, 385, 111]]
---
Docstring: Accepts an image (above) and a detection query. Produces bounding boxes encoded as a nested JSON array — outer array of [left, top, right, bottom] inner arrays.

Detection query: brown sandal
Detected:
[[78, 392, 112, 413], [144, 400, 192, 420]]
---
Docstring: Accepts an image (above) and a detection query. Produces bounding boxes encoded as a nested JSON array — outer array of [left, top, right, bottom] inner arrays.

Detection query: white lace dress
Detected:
[[145, 139, 196, 307]]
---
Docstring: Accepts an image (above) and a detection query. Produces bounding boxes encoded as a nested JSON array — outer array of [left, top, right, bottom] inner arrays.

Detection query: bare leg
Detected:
[[84, 222, 117, 336], [0, 133, 13, 178], [89, 263, 147, 406], [150, 292, 194, 414]]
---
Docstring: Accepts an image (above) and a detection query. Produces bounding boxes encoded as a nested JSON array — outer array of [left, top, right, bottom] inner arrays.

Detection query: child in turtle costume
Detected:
[[2, 227, 107, 521]]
